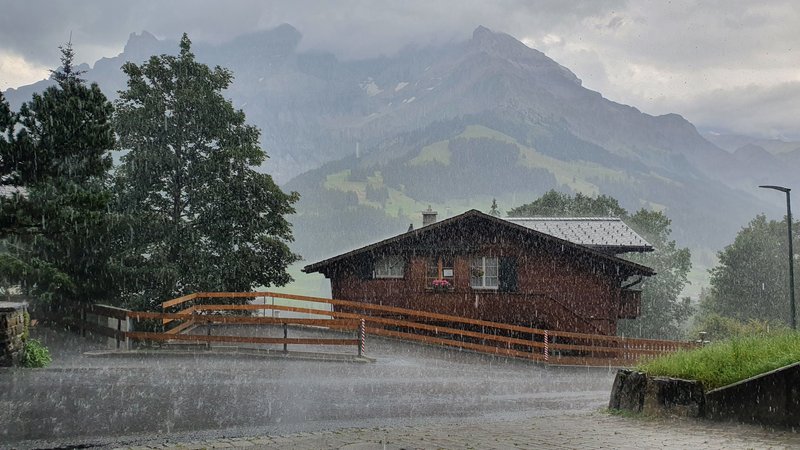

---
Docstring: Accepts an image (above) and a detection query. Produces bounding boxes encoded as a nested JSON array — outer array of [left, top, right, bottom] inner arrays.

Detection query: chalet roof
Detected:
[[503, 217, 652, 253], [303, 209, 654, 276]]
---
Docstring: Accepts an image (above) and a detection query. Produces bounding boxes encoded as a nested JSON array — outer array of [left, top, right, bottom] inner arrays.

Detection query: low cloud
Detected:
[[1, 0, 798, 137], [664, 82, 800, 139], [0, 51, 49, 91]]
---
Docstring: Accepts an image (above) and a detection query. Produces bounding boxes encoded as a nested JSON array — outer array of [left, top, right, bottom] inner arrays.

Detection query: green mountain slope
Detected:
[[288, 115, 760, 263]]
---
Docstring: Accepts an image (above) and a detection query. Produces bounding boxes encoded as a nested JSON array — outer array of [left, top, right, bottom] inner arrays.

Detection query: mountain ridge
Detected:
[[3, 24, 790, 259]]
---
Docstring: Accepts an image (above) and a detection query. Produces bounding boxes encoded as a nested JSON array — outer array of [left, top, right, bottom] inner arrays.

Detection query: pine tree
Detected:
[[488, 198, 501, 217], [0, 92, 16, 191], [0, 92, 24, 296], [114, 34, 299, 309], [0, 42, 116, 304]]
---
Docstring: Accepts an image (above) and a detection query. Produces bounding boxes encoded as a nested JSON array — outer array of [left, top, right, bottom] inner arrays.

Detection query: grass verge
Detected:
[[636, 331, 800, 390]]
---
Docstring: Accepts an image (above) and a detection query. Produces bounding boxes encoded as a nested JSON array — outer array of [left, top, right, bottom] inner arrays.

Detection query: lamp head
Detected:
[[759, 185, 791, 193]]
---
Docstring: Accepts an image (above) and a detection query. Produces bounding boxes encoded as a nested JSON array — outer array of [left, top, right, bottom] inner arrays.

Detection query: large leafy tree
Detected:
[[620, 210, 693, 339], [114, 34, 299, 309], [0, 42, 116, 304], [702, 214, 798, 326], [508, 190, 693, 339], [508, 190, 627, 218]]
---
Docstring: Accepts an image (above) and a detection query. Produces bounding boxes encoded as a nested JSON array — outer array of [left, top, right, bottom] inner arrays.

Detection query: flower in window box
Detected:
[[431, 279, 451, 292]]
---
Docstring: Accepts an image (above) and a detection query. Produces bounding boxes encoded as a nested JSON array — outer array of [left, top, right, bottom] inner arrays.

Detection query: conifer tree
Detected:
[[488, 198, 501, 217], [0, 42, 116, 304], [114, 34, 299, 309]]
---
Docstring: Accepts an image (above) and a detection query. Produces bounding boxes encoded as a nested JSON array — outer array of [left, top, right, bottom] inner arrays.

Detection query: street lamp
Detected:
[[759, 185, 796, 330]]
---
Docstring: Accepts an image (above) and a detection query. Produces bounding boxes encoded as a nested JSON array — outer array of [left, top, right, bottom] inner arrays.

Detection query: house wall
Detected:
[[329, 239, 627, 335]]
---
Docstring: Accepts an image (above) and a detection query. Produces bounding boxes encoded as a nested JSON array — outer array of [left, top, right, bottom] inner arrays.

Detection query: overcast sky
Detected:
[[1, 0, 799, 138]]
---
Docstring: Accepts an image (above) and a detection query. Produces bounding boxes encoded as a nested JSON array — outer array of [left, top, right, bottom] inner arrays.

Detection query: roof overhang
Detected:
[[303, 209, 655, 276]]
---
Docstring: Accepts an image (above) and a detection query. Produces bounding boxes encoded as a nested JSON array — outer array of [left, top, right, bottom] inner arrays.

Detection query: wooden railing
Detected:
[[73, 302, 365, 356], [161, 292, 697, 366]]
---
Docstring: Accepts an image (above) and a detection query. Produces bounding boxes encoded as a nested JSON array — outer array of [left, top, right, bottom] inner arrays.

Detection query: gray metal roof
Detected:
[[304, 210, 655, 276], [504, 217, 652, 252]]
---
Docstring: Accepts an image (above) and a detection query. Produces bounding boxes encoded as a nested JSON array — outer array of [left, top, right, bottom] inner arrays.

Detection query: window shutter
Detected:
[[499, 257, 518, 292]]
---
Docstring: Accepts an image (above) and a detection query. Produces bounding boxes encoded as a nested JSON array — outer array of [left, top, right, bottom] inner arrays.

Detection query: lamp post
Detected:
[[759, 185, 796, 330]]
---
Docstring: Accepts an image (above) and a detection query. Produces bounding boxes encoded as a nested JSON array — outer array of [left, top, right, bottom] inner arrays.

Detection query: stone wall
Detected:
[[0, 302, 28, 367], [705, 362, 800, 427], [610, 365, 800, 428], [609, 369, 705, 418]]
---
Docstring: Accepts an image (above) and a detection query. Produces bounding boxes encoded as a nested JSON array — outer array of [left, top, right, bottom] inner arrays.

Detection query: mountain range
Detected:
[[4, 24, 796, 263]]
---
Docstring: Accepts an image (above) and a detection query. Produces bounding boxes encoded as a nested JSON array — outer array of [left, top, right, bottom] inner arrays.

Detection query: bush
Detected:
[[692, 313, 788, 341], [21, 339, 51, 368]]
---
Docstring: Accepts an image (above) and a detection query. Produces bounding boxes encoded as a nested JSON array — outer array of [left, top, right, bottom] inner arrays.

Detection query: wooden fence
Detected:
[[73, 302, 366, 357], [160, 292, 697, 366]]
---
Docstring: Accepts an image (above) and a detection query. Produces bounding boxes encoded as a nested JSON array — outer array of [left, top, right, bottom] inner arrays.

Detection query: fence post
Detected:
[[543, 330, 549, 363], [206, 318, 212, 350], [80, 305, 86, 337], [116, 317, 122, 349], [358, 318, 366, 357], [283, 322, 288, 352], [125, 315, 132, 350]]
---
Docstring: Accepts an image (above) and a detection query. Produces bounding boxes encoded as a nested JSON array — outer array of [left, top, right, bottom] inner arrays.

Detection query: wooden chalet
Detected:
[[303, 209, 654, 336]]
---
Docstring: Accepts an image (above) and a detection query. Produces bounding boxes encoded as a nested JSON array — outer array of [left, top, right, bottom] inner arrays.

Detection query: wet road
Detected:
[[1, 326, 615, 448]]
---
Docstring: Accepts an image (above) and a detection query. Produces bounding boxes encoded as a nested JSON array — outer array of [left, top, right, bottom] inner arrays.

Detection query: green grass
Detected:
[[637, 332, 800, 390]]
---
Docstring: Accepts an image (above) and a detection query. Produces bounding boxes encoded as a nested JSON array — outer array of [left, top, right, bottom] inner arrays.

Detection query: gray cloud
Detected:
[[0, 0, 623, 66], [1, 0, 798, 138], [657, 82, 800, 139]]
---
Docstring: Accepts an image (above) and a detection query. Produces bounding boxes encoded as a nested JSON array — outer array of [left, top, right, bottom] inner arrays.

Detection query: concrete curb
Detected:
[[83, 347, 376, 363]]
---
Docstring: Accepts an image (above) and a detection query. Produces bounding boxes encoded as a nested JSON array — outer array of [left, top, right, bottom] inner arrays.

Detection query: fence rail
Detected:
[[157, 291, 697, 366], [72, 302, 366, 356]]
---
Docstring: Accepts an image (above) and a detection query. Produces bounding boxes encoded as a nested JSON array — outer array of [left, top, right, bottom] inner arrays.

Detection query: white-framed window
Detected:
[[470, 256, 498, 289], [374, 255, 404, 278]]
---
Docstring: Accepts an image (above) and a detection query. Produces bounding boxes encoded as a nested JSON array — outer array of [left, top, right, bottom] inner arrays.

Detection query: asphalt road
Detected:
[[1, 325, 615, 448]]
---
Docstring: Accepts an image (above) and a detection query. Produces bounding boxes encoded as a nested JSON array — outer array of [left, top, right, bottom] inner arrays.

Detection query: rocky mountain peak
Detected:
[[471, 25, 534, 56], [123, 31, 160, 54], [469, 25, 580, 86]]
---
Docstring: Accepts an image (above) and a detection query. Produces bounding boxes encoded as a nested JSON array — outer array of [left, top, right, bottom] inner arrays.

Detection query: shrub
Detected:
[[692, 313, 788, 341], [21, 339, 51, 368]]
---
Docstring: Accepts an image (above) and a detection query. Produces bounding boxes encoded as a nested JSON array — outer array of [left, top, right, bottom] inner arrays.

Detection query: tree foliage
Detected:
[[508, 189, 626, 218], [0, 42, 116, 304], [621, 209, 693, 339], [114, 34, 299, 309], [702, 214, 798, 327], [508, 190, 693, 339]]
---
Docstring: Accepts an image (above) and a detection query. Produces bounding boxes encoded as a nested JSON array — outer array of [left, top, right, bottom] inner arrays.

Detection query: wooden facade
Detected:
[[304, 210, 653, 336]]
